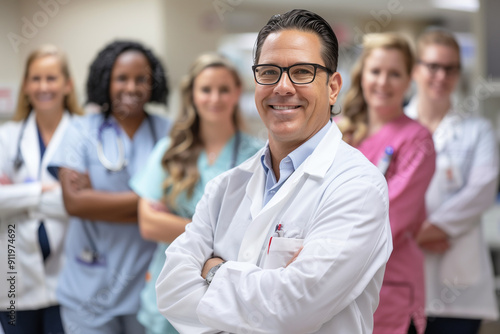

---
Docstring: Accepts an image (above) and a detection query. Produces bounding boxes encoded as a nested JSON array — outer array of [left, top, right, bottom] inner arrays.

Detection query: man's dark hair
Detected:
[[86, 40, 169, 116], [253, 9, 339, 72]]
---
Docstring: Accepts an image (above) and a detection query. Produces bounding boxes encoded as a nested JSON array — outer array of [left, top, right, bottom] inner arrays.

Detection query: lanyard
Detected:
[[230, 131, 241, 169]]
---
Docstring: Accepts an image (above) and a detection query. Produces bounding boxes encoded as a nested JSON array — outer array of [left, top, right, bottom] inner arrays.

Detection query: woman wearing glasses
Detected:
[[129, 53, 262, 334], [338, 32, 436, 334], [49, 41, 170, 334], [0, 45, 83, 334], [407, 29, 499, 334]]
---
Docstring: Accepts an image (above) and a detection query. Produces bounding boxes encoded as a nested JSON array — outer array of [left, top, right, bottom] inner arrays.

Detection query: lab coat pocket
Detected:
[[440, 228, 481, 287], [263, 237, 304, 269]]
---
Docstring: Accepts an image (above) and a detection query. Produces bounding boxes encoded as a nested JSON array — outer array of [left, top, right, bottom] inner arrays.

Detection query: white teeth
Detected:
[[272, 105, 299, 110], [36, 94, 54, 101], [121, 96, 139, 104]]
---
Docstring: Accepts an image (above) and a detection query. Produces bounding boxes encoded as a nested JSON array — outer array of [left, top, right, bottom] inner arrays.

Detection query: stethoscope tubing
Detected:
[[97, 114, 157, 173]]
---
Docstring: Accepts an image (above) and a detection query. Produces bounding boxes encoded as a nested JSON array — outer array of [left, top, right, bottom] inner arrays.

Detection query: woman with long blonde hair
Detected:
[[339, 33, 436, 334], [0, 44, 83, 333], [129, 53, 262, 334]]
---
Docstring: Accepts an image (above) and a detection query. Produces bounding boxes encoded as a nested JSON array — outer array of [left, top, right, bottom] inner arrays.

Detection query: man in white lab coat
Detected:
[[156, 9, 393, 333]]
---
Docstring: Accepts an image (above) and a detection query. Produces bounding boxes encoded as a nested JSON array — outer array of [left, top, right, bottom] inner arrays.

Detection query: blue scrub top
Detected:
[[129, 132, 263, 334], [49, 113, 170, 326]]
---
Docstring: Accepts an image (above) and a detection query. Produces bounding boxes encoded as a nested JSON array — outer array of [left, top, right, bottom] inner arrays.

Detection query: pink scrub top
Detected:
[[357, 114, 436, 334]]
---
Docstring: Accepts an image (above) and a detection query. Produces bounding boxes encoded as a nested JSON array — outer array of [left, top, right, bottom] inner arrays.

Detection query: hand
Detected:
[[0, 174, 12, 185], [41, 183, 59, 193], [416, 220, 449, 245], [148, 200, 169, 213], [420, 239, 450, 253], [201, 257, 225, 279], [286, 246, 303, 267], [65, 170, 92, 192]]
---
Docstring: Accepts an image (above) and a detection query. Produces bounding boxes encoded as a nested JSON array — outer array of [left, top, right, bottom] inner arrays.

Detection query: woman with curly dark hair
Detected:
[[49, 40, 170, 334]]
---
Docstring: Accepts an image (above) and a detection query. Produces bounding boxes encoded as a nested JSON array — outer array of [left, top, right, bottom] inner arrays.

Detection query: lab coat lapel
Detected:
[[433, 110, 462, 153], [237, 166, 307, 264], [20, 112, 41, 181], [245, 162, 265, 221], [237, 124, 342, 265], [40, 112, 70, 181]]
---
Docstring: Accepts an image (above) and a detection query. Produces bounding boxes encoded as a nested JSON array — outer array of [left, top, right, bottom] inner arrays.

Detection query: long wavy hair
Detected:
[[13, 44, 83, 121], [339, 33, 414, 146], [161, 53, 243, 207]]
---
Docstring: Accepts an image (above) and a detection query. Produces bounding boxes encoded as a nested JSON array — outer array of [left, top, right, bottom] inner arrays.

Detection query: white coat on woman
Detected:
[[0, 111, 71, 311], [407, 100, 499, 321]]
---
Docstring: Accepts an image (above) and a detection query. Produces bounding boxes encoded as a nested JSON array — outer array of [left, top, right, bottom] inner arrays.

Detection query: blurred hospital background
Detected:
[[1, 0, 500, 332]]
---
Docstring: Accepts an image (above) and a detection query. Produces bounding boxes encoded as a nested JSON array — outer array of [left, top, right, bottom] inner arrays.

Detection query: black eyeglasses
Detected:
[[252, 63, 333, 85], [418, 61, 460, 76]]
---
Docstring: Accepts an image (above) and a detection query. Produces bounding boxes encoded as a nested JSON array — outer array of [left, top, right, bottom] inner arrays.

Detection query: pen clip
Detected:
[[274, 223, 283, 237]]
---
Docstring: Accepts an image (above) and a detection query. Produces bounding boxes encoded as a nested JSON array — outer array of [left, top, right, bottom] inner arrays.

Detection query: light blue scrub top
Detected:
[[49, 113, 170, 327], [129, 132, 263, 334]]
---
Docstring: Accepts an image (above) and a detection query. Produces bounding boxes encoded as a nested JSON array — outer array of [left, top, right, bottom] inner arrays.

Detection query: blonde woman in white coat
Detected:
[[406, 29, 499, 334], [0, 45, 83, 334]]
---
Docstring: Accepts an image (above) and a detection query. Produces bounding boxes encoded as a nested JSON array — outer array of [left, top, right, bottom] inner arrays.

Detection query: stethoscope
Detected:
[[96, 114, 157, 172], [78, 114, 159, 265], [79, 128, 241, 265], [230, 130, 241, 169], [13, 116, 29, 172]]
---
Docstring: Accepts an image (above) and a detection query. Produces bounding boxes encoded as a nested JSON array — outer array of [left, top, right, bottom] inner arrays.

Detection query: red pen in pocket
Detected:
[[268, 223, 283, 254]]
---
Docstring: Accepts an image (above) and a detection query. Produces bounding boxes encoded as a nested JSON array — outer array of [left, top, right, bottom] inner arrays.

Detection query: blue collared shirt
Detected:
[[261, 121, 331, 207]]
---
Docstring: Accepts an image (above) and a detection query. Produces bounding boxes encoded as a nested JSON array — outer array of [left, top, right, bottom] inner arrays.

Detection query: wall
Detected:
[[0, 0, 492, 124], [0, 0, 23, 118], [1, 0, 169, 118]]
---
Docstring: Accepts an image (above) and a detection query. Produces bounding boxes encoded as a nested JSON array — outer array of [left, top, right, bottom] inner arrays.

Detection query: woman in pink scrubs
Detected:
[[338, 32, 436, 334]]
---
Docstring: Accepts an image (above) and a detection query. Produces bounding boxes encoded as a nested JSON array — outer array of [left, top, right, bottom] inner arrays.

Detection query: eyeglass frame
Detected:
[[252, 63, 333, 85], [418, 61, 460, 76]]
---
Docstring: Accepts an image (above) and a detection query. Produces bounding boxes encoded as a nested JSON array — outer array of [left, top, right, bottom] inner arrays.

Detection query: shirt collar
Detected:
[[260, 121, 332, 175]]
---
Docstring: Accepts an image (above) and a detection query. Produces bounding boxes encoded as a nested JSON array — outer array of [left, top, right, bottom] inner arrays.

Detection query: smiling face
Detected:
[[413, 44, 460, 101], [109, 50, 152, 119], [361, 47, 411, 120], [24, 55, 71, 115], [193, 66, 241, 128], [254, 29, 342, 154]]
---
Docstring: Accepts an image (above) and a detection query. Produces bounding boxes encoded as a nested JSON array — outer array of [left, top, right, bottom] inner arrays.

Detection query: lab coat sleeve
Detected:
[[0, 122, 42, 217], [199, 178, 391, 333], [0, 183, 42, 217], [429, 120, 499, 238], [387, 129, 436, 244], [156, 177, 225, 334], [164, 175, 391, 333], [32, 185, 67, 220]]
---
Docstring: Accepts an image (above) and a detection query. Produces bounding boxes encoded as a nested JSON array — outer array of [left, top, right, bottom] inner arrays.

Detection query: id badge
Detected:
[[445, 163, 463, 192]]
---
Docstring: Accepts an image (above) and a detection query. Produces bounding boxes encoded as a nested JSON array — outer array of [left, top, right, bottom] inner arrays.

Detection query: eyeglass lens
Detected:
[[421, 61, 460, 76], [254, 64, 317, 84]]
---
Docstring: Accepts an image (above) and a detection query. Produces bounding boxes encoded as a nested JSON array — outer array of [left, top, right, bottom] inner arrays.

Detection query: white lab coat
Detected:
[[0, 111, 70, 310], [156, 124, 393, 333], [406, 102, 499, 320]]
